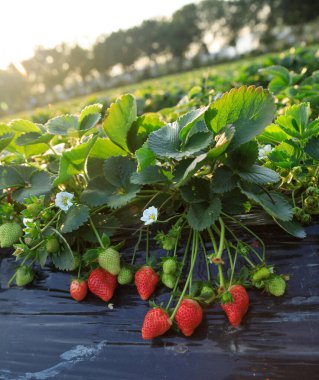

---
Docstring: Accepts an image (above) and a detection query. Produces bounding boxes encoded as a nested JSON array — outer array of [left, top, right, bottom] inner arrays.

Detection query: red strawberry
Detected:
[[175, 299, 203, 336], [135, 266, 159, 300], [221, 285, 249, 327], [142, 307, 172, 340], [70, 279, 88, 302], [88, 268, 117, 302]]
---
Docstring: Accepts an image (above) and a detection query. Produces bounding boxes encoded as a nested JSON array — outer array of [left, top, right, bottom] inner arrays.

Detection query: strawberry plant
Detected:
[[1, 52, 318, 341]]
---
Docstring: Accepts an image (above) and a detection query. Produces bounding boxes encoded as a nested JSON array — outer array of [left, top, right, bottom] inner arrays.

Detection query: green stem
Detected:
[[41, 210, 62, 234], [131, 228, 143, 265], [199, 233, 210, 281], [207, 228, 218, 253], [224, 224, 264, 263], [243, 255, 256, 268], [229, 250, 238, 288], [189, 231, 198, 294], [222, 212, 266, 261], [170, 230, 199, 321], [89, 217, 105, 248], [77, 261, 82, 279], [146, 227, 150, 263], [225, 240, 233, 271], [50, 227, 74, 257], [166, 229, 192, 309], [157, 214, 183, 224], [30, 239, 46, 252]]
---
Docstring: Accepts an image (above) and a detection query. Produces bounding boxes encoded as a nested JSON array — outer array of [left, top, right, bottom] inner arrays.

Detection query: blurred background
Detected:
[[0, 0, 318, 117]]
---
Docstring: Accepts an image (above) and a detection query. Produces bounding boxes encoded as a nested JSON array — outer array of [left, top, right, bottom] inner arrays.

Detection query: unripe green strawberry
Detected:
[[162, 237, 176, 251], [16, 266, 34, 286], [46, 237, 60, 254], [162, 258, 177, 275], [0, 222, 23, 248], [69, 253, 81, 271], [200, 285, 215, 298], [98, 248, 120, 275], [252, 267, 271, 282], [266, 275, 286, 297], [118, 266, 133, 285], [162, 273, 176, 289]]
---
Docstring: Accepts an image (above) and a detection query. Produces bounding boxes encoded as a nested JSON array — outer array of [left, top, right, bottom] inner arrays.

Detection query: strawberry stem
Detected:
[[224, 224, 263, 264], [222, 212, 266, 260], [89, 217, 105, 249], [170, 230, 199, 321], [146, 226, 150, 263], [199, 233, 210, 281], [216, 218, 225, 288], [131, 228, 143, 265], [166, 228, 192, 309]]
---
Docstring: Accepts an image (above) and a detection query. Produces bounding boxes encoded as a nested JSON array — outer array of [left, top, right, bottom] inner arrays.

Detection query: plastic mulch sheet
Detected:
[[0, 223, 319, 380]]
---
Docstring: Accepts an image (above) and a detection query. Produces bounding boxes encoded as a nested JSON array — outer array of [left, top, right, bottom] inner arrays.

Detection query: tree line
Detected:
[[1, 0, 318, 115]]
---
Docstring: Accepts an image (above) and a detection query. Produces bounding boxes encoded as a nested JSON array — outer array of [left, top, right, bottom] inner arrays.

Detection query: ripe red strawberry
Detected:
[[88, 268, 117, 302], [221, 285, 249, 327], [135, 266, 159, 300], [70, 279, 88, 302], [141, 307, 172, 340], [175, 299, 203, 336]]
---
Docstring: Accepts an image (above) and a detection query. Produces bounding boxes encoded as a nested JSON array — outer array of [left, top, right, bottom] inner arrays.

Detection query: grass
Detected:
[[0, 48, 297, 123]]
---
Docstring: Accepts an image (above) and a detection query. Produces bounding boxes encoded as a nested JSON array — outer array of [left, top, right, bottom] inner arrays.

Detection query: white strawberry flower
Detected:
[[258, 144, 273, 160], [140, 206, 158, 225], [22, 218, 33, 226], [55, 191, 74, 212]]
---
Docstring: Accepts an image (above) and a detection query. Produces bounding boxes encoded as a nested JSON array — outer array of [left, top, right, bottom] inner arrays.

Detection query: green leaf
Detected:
[[304, 118, 319, 138], [304, 136, 319, 160], [187, 197, 222, 231], [268, 142, 299, 168], [46, 115, 78, 136], [9, 119, 41, 133], [0, 124, 14, 152], [226, 141, 259, 170], [273, 219, 306, 238], [148, 121, 212, 159], [54, 137, 97, 185], [89, 137, 126, 159], [275, 103, 310, 139], [174, 153, 208, 187], [0, 166, 25, 189], [86, 158, 105, 179], [52, 249, 75, 271], [15, 132, 53, 146], [180, 178, 210, 204], [60, 204, 90, 233], [103, 94, 137, 151], [13, 170, 52, 203], [78, 104, 102, 132], [211, 166, 239, 194], [177, 107, 207, 141], [127, 113, 164, 152], [258, 123, 290, 144], [37, 246, 49, 268], [205, 86, 275, 150], [221, 189, 247, 215], [80, 176, 109, 206], [237, 165, 280, 185], [81, 156, 140, 208], [240, 185, 293, 221], [260, 65, 291, 93], [131, 166, 168, 185], [135, 142, 156, 171]]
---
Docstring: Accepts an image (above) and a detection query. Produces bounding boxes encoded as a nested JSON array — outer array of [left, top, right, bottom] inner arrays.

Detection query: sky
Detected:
[[0, 0, 197, 69]]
